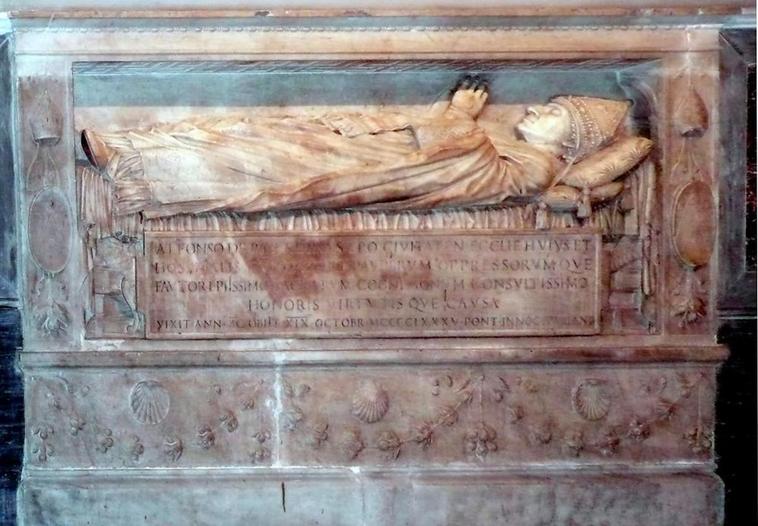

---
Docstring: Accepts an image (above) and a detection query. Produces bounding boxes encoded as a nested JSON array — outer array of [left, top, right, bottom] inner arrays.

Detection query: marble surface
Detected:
[[10, 10, 741, 525], [2, 1, 752, 12]]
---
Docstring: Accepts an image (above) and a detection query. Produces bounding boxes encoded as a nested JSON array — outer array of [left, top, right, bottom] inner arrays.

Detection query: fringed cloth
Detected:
[[77, 164, 610, 240], [77, 165, 143, 240]]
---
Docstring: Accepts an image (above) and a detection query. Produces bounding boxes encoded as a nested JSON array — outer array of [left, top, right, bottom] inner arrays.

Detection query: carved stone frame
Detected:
[[718, 27, 756, 321], [13, 17, 727, 348], [10, 11, 745, 525]]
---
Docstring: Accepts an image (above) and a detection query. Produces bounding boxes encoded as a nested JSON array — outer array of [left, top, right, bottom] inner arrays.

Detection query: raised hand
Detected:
[[449, 75, 489, 119]]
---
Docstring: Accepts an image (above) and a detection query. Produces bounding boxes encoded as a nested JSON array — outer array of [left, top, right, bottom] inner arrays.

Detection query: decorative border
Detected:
[[24, 364, 718, 469]]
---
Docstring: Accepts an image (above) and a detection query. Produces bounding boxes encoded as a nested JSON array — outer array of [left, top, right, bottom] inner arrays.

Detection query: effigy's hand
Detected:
[[449, 76, 489, 119]]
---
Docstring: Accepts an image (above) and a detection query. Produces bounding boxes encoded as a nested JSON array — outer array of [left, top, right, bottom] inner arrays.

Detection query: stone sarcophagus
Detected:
[[11, 9, 746, 525]]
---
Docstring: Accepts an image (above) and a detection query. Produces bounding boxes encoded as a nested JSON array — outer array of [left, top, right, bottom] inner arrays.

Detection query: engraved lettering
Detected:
[[143, 232, 600, 338]]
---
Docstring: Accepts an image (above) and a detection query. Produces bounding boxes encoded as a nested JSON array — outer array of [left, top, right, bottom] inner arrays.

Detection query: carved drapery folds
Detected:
[[73, 70, 659, 338]]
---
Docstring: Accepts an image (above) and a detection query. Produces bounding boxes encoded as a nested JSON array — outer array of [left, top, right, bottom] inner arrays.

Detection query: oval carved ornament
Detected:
[[672, 180, 715, 269], [28, 187, 72, 274]]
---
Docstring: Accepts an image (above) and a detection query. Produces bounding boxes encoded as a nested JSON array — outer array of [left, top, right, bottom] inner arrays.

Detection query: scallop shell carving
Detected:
[[571, 379, 611, 421], [351, 380, 390, 423], [130, 380, 170, 425]]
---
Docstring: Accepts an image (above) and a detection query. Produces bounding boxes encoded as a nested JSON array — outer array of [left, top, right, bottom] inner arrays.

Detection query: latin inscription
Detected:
[[142, 231, 601, 338]]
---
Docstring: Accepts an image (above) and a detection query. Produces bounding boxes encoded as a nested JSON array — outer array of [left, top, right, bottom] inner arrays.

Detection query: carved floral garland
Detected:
[[29, 370, 712, 466]]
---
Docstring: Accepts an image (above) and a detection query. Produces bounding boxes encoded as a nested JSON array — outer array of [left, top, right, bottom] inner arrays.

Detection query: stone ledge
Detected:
[[18, 469, 723, 526], [19, 340, 728, 368]]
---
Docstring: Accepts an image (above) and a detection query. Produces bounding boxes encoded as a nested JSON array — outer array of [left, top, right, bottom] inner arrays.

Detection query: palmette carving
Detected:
[[283, 407, 305, 432], [504, 405, 525, 424], [412, 422, 435, 450], [68, 415, 85, 436]]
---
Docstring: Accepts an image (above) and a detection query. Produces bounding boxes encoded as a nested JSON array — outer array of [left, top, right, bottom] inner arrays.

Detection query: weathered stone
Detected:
[[10, 8, 742, 524]]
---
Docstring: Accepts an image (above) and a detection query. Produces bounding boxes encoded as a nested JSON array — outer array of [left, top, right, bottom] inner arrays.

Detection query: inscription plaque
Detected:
[[141, 230, 601, 338]]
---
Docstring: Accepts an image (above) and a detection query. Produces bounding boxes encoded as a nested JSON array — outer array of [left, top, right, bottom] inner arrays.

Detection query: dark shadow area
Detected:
[[718, 26, 757, 526], [717, 321, 757, 526], [0, 30, 21, 526], [73, 59, 651, 108], [0, 309, 21, 526]]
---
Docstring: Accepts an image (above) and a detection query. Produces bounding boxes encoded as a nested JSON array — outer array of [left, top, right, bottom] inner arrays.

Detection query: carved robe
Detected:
[[82, 112, 561, 219]]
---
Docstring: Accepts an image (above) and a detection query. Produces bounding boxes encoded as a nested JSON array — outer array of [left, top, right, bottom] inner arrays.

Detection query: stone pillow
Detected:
[[561, 136, 653, 189]]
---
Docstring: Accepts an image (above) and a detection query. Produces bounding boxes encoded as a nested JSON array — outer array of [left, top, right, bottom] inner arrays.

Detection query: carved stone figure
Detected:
[[15, 12, 733, 526], [80, 77, 652, 219]]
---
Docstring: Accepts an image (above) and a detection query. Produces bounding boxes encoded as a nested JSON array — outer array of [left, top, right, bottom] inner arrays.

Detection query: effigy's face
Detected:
[[516, 103, 572, 148]]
